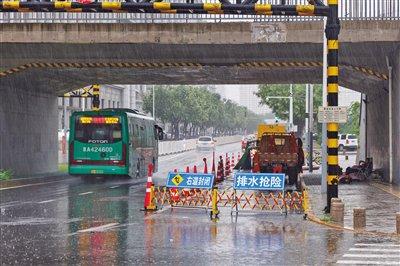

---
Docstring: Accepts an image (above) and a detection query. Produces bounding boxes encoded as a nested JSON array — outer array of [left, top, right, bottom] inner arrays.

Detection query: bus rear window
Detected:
[[75, 116, 122, 143]]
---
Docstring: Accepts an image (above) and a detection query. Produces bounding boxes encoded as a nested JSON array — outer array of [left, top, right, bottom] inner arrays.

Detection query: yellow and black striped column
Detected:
[[92, 84, 100, 111], [326, 0, 340, 212]]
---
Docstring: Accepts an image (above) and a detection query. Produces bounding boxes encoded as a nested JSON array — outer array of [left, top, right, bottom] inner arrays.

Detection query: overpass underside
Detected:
[[0, 21, 399, 183]]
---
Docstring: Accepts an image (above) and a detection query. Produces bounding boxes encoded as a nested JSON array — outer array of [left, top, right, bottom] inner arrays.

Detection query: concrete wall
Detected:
[[0, 87, 58, 177], [366, 90, 389, 180], [391, 47, 400, 185]]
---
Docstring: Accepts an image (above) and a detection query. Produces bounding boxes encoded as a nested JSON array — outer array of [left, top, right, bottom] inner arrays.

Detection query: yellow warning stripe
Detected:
[[327, 138, 338, 149], [254, 4, 272, 12], [328, 66, 339, 76], [327, 83, 338, 93], [296, 5, 315, 14], [203, 3, 221, 12], [328, 40, 339, 50], [327, 175, 338, 185], [327, 155, 338, 165], [0, 61, 388, 81], [54, 1, 72, 9], [153, 2, 171, 10], [102, 2, 121, 10], [2, 1, 20, 9], [328, 0, 338, 5], [327, 123, 339, 132]]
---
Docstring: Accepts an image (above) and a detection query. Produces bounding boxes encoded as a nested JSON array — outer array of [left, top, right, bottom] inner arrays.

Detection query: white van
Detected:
[[338, 134, 358, 151]]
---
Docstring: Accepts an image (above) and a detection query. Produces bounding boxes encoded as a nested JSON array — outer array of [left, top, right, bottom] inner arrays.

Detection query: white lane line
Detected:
[[38, 199, 55, 204], [343, 254, 400, 259], [337, 260, 400, 265], [349, 248, 400, 253], [78, 191, 93, 196], [109, 186, 120, 189], [77, 223, 119, 233], [355, 243, 400, 248]]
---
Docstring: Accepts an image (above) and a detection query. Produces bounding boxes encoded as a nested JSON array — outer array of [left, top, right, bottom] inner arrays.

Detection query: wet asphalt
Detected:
[[1, 142, 399, 265]]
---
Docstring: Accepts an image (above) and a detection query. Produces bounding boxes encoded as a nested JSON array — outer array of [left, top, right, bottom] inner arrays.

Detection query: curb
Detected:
[[0, 172, 70, 189], [301, 177, 400, 237]]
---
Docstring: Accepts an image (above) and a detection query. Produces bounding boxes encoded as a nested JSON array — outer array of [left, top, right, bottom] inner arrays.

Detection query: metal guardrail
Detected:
[[1, 0, 399, 23]]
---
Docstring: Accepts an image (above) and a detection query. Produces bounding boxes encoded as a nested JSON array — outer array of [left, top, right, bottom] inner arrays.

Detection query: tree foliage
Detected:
[[340, 101, 360, 135], [255, 84, 322, 135], [143, 85, 265, 139]]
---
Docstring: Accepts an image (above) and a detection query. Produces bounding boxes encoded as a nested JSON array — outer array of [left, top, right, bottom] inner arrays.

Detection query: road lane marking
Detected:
[[0, 180, 65, 191], [337, 260, 400, 265], [349, 248, 400, 253], [355, 243, 400, 247], [343, 254, 400, 258], [337, 243, 400, 265], [78, 191, 93, 196], [77, 223, 119, 233], [38, 199, 55, 204], [109, 185, 120, 189]]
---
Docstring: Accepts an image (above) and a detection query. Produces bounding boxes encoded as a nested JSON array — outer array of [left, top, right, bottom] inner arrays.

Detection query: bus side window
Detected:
[[132, 124, 140, 147], [141, 125, 147, 147], [129, 124, 134, 142]]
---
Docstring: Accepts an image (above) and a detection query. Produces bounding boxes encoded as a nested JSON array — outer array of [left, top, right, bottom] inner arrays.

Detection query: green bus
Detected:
[[68, 108, 163, 178]]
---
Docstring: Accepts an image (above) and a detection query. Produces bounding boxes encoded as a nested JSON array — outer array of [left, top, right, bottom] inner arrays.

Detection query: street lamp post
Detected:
[[152, 85, 155, 120]]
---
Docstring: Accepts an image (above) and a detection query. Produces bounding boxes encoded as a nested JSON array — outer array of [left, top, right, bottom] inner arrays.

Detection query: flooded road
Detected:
[[1, 143, 399, 265]]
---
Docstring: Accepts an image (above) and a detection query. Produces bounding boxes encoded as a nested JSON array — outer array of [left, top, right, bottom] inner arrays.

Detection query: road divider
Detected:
[[158, 135, 242, 156]]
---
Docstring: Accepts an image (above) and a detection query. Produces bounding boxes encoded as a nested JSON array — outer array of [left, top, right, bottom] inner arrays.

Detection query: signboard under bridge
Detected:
[[233, 173, 285, 190], [166, 172, 214, 190]]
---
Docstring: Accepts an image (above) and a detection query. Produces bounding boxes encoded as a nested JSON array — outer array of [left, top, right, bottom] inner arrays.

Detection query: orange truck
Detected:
[[236, 123, 301, 189]]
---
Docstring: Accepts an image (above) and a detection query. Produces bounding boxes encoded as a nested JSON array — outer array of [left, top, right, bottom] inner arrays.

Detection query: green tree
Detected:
[[256, 84, 322, 135], [340, 101, 360, 135], [143, 85, 266, 139]]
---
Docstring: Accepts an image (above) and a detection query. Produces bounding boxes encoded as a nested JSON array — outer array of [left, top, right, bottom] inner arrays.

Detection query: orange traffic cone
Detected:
[[238, 152, 241, 162], [143, 164, 156, 211], [193, 165, 197, 173], [231, 153, 235, 169], [203, 158, 208, 174], [185, 166, 190, 173]]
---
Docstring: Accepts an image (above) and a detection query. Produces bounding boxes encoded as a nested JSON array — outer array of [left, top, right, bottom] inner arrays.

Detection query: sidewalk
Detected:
[[303, 175, 400, 234]]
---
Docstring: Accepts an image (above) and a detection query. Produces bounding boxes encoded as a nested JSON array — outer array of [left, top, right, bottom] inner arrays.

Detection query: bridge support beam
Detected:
[[391, 47, 400, 185], [0, 86, 58, 177], [366, 47, 400, 185]]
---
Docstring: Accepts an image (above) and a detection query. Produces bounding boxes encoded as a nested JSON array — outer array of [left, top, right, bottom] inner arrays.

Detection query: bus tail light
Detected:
[[69, 142, 76, 165], [117, 143, 127, 166]]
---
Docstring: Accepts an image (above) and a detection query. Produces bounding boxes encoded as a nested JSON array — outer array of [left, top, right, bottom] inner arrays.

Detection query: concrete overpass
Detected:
[[0, 20, 399, 183]]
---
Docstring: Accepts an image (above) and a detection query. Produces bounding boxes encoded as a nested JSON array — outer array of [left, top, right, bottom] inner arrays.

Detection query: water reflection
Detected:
[[67, 185, 130, 264]]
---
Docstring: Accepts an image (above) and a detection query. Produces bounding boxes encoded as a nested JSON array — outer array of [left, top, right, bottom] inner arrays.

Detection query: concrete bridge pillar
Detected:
[[391, 47, 400, 185], [366, 88, 389, 180], [366, 47, 400, 185], [0, 86, 58, 177]]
